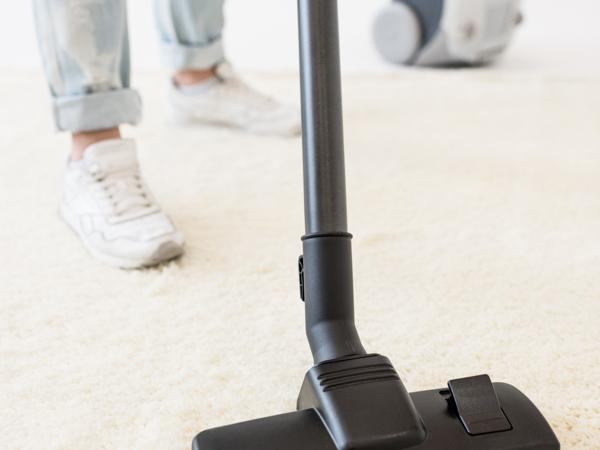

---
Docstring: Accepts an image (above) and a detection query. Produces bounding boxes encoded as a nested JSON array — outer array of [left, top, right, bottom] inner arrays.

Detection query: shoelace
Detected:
[[88, 164, 154, 216]]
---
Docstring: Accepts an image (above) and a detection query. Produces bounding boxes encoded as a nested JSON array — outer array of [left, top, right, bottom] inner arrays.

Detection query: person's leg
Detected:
[[154, 0, 225, 78], [154, 0, 301, 136], [33, 0, 184, 268], [33, 0, 141, 159]]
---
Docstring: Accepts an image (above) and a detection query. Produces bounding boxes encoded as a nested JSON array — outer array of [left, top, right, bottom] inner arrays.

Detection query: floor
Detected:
[[1, 66, 599, 449]]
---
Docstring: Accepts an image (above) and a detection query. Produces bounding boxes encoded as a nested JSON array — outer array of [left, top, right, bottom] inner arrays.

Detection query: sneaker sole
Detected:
[[167, 105, 302, 138], [60, 202, 184, 269]]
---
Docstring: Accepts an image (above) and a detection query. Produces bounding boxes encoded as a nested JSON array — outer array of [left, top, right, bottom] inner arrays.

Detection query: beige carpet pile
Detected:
[[1, 68, 599, 449]]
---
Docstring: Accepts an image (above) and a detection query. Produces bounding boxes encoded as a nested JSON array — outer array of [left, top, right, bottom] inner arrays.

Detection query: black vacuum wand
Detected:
[[192, 1, 560, 449]]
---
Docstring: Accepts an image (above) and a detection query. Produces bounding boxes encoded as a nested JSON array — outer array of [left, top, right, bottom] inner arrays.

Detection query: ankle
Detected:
[[71, 128, 122, 161], [173, 67, 216, 87]]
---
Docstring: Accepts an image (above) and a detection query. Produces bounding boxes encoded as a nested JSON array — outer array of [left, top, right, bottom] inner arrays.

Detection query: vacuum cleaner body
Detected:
[[373, 0, 522, 66], [192, 1, 559, 449]]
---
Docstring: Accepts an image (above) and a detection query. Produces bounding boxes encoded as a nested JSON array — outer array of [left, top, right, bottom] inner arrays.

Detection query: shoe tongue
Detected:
[[83, 139, 138, 174]]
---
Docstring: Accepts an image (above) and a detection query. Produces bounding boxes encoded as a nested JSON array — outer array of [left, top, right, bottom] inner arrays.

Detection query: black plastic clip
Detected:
[[298, 255, 305, 302], [448, 374, 512, 436]]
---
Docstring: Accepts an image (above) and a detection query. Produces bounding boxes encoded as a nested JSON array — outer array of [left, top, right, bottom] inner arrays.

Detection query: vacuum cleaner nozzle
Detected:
[[193, 356, 559, 450]]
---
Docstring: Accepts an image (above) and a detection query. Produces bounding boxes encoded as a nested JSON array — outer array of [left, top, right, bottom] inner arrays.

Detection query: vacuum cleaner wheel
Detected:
[[373, 1, 422, 64]]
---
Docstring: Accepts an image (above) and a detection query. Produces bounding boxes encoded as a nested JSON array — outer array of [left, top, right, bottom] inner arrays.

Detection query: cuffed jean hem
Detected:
[[52, 88, 143, 133], [159, 38, 225, 70]]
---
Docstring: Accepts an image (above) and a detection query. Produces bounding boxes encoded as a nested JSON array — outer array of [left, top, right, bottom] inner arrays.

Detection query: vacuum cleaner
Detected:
[[192, 1, 559, 449], [373, 0, 523, 66]]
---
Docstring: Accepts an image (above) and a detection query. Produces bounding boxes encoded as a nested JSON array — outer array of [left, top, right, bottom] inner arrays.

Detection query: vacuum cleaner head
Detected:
[[373, 0, 523, 66], [193, 356, 559, 450]]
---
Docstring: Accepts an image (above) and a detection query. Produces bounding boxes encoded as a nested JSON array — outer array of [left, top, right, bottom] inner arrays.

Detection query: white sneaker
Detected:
[[61, 139, 185, 269], [168, 62, 302, 137]]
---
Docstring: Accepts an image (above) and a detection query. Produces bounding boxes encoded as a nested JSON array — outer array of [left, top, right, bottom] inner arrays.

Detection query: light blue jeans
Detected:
[[33, 0, 225, 132]]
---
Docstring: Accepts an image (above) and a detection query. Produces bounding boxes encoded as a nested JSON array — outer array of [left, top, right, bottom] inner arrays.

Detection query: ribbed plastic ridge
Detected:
[[316, 355, 401, 392]]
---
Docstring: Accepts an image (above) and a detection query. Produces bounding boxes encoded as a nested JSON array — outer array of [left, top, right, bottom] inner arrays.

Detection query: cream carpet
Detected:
[[1, 68, 599, 449]]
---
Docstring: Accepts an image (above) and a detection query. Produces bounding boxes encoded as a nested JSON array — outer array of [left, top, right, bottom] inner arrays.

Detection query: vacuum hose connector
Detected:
[[302, 233, 366, 364]]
